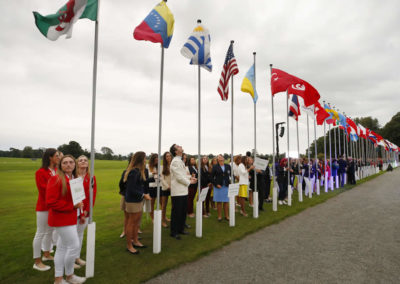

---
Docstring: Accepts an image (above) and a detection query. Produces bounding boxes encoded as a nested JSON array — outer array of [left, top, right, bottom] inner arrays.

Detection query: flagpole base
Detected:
[[335, 176, 339, 189], [316, 179, 320, 195], [195, 201, 202, 238], [229, 196, 235, 227], [287, 186, 292, 206], [253, 192, 259, 218], [153, 210, 162, 254], [297, 176, 303, 202], [85, 222, 96, 279], [272, 185, 278, 211]]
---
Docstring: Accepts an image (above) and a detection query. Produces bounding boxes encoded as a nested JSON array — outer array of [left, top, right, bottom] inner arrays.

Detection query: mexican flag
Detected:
[[33, 0, 98, 41]]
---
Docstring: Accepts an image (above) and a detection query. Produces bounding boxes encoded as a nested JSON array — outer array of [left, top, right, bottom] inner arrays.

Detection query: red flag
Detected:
[[314, 102, 330, 125], [270, 68, 321, 107]]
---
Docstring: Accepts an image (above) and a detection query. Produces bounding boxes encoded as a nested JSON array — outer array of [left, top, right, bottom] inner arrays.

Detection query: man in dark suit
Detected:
[[347, 157, 356, 185]]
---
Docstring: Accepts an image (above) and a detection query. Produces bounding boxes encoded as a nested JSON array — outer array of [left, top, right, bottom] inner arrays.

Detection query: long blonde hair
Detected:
[[123, 151, 147, 182], [57, 155, 76, 196], [76, 155, 90, 177]]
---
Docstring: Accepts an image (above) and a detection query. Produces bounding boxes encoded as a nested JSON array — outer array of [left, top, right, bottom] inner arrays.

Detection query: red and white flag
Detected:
[[270, 68, 320, 107], [217, 42, 239, 101]]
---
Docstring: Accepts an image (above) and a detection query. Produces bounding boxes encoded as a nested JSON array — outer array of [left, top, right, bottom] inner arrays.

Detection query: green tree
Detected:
[[381, 112, 400, 146], [101, 146, 114, 160], [58, 141, 84, 158], [21, 146, 34, 158]]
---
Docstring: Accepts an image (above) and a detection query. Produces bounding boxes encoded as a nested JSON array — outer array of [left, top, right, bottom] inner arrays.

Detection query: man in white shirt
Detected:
[[169, 144, 197, 239]]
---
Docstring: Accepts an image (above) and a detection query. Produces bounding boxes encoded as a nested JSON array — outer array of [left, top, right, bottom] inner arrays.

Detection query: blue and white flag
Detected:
[[181, 24, 212, 72]]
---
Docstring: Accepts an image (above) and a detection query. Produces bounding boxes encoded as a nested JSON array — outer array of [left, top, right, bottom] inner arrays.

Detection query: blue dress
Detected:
[[213, 165, 229, 203]]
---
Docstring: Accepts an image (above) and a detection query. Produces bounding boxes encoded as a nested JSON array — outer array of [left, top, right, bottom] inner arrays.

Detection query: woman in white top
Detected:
[[237, 156, 249, 216]]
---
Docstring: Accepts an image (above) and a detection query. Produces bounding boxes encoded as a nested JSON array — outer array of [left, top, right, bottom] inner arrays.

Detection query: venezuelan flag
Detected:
[[241, 64, 258, 103], [134, 1, 174, 48]]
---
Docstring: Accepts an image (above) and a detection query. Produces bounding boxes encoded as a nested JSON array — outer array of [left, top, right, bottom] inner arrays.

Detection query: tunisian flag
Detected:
[[271, 68, 321, 107]]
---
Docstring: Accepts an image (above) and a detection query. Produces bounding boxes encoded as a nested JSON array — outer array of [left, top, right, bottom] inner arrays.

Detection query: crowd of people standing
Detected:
[[32, 149, 96, 284]]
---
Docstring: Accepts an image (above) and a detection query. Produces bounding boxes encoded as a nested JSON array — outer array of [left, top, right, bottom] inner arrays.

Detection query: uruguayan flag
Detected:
[[181, 24, 212, 72]]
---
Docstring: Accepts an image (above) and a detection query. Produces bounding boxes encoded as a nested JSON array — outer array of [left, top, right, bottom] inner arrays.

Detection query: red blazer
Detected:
[[35, 168, 56, 211], [82, 173, 97, 216], [46, 175, 77, 227]]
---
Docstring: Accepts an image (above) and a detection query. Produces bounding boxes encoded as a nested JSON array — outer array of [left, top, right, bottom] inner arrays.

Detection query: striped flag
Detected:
[[288, 95, 301, 120], [217, 42, 239, 101], [181, 24, 212, 72]]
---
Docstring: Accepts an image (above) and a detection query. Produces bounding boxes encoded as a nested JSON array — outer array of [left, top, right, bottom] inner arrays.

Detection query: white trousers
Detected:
[[54, 225, 79, 277], [33, 211, 53, 258], [76, 218, 88, 259]]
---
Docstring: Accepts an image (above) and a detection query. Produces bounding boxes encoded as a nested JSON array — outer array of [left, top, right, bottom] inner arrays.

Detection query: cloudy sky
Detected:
[[1, 0, 399, 157]]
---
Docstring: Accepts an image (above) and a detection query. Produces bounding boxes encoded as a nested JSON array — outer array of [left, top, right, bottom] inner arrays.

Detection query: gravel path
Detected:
[[147, 171, 400, 284]]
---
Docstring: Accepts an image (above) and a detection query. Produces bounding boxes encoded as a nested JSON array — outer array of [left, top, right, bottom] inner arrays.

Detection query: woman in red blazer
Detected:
[[46, 155, 86, 284], [32, 148, 59, 272], [74, 155, 97, 268]]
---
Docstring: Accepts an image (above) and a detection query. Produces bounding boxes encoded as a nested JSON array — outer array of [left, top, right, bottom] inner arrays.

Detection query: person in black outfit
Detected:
[[347, 157, 356, 185], [120, 151, 151, 254], [200, 156, 212, 217], [264, 164, 271, 202], [277, 158, 289, 205]]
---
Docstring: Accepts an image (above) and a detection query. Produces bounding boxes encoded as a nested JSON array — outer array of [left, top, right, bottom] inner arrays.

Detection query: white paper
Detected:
[[69, 177, 85, 205], [228, 183, 239, 197], [198, 187, 209, 202], [254, 157, 269, 170]]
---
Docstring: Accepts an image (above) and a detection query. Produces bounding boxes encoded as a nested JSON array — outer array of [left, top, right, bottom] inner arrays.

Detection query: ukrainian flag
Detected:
[[241, 64, 258, 103], [134, 1, 174, 48]]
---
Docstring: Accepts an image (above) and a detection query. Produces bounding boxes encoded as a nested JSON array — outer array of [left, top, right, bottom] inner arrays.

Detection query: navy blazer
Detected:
[[211, 164, 231, 187]]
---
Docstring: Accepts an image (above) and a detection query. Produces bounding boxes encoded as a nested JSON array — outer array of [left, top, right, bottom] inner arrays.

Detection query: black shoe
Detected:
[[184, 223, 191, 229], [218, 218, 222, 222], [126, 248, 140, 255], [179, 231, 189, 235], [170, 234, 181, 240]]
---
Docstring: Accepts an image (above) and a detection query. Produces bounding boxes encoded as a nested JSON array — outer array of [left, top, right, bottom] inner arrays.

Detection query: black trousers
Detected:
[[171, 195, 188, 235], [264, 178, 271, 199], [278, 182, 288, 201]]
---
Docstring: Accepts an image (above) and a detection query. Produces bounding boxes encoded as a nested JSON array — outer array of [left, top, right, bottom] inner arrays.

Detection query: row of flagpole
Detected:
[[33, 0, 400, 278]]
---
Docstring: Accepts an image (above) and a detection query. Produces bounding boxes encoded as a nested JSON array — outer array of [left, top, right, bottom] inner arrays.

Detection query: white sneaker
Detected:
[[54, 279, 68, 284], [283, 200, 288, 205], [66, 274, 86, 284], [74, 263, 81, 269], [278, 201, 283, 205], [33, 263, 51, 271]]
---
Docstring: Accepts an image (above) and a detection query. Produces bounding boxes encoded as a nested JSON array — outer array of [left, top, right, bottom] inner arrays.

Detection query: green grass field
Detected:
[[0, 157, 386, 283]]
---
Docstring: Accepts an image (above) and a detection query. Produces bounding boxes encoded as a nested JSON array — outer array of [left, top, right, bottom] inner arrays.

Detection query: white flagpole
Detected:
[[153, 44, 164, 254], [296, 116, 303, 202], [195, 19, 203, 238], [337, 109, 341, 157], [253, 52, 259, 218], [229, 41, 236, 227], [270, 64, 277, 212], [86, 0, 100, 278], [307, 112, 311, 198], [328, 103, 333, 190], [323, 101, 328, 193], [313, 113, 320, 195], [286, 91, 291, 206]]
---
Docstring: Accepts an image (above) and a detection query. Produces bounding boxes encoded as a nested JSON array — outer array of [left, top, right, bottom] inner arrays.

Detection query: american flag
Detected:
[[288, 95, 301, 121], [217, 42, 239, 101]]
